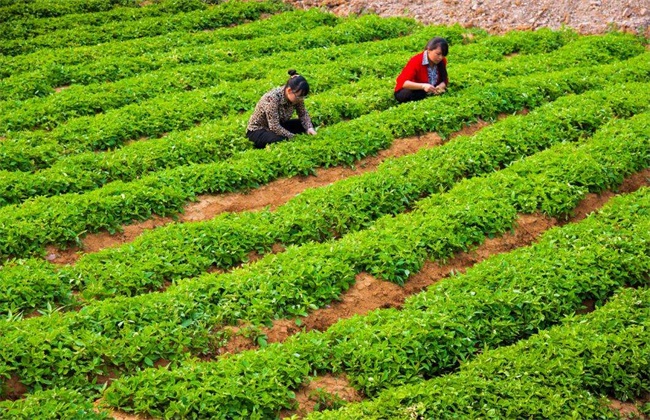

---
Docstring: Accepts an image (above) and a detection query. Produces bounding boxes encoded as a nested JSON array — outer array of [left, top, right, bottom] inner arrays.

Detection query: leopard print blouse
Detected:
[[247, 86, 314, 138]]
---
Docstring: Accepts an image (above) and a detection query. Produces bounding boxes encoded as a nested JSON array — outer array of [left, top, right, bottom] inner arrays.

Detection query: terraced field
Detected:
[[0, 0, 649, 418]]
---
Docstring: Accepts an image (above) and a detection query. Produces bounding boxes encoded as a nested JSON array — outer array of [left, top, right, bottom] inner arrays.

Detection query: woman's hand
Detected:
[[422, 83, 437, 94], [434, 82, 447, 94], [307, 128, 317, 136]]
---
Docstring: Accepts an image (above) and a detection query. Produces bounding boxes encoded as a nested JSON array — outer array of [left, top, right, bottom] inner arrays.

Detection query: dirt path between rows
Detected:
[[99, 168, 650, 419], [45, 119, 492, 265]]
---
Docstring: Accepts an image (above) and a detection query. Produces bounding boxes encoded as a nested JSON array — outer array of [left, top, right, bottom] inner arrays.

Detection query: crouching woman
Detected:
[[246, 69, 317, 149], [394, 37, 449, 103]]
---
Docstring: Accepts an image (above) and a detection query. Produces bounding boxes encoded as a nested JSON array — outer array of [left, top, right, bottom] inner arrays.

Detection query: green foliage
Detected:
[[0, 13, 417, 100], [0, 258, 74, 316], [311, 287, 650, 419], [2, 105, 649, 404], [102, 189, 650, 417], [309, 388, 348, 412], [0, 8, 648, 415], [0, 0, 139, 22], [0, 0, 291, 55], [0, 387, 110, 419], [1, 81, 649, 315], [1, 51, 648, 260], [0, 0, 207, 41], [0, 21, 475, 133]]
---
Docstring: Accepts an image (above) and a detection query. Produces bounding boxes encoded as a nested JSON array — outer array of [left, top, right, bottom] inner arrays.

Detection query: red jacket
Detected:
[[394, 52, 448, 92]]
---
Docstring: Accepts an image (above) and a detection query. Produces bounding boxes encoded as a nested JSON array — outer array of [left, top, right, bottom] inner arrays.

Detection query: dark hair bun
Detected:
[[287, 69, 298, 76]]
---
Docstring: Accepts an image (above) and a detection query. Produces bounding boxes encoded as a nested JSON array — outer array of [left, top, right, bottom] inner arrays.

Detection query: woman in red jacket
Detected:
[[394, 37, 449, 103]]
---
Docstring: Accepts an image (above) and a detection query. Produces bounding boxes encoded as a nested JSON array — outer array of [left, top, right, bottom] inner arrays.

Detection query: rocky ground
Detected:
[[285, 0, 650, 35]]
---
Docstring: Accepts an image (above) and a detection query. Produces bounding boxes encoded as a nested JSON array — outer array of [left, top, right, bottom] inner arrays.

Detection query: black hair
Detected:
[[425, 37, 449, 56], [285, 69, 310, 97]]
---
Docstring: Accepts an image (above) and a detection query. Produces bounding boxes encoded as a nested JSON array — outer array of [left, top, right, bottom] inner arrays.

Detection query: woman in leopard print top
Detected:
[[246, 69, 317, 149]]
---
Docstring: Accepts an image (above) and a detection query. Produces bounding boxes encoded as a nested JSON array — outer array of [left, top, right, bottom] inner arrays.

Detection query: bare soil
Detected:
[[610, 393, 650, 419], [279, 374, 363, 418], [284, 0, 650, 36]]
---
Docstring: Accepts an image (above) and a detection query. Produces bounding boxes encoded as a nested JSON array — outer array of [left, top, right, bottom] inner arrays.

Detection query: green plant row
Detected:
[[0, 27, 569, 174], [0, 29, 612, 174], [0, 0, 291, 55], [0, 18, 567, 89], [0, 52, 648, 260], [0, 5, 339, 81], [0, 22, 477, 137], [0, 17, 424, 149], [309, 286, 650, 419], [0, 0, 139, 22], [0, 32, 608, 205], [96, 169, 650, 418], [0, 100, 647, 402], [0, 55, 405, 173], [3, 81, 647, 316], [96, 121, 650, 418], [0, 0, 207, 40], [0, 21, 537, 132], [0, 14, 417, 100], [0, 387, 110, 419]]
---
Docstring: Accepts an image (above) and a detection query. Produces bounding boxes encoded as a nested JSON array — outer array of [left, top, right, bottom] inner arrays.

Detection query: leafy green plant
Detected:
[[309, 388, 347, 412], [101, 188, 650, 418], [1, 52, 648, 261], [0, 387, 111, 419]]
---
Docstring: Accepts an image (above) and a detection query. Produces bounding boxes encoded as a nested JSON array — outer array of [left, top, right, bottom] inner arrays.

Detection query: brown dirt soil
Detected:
[[257, 211, 555, 345], [209, 171, 650, 350], [610, 393, 650, 419], [284, 0, 650, 35], [0, 375, 28, 401], [566, 168, 650, 224], [54, 85, 70, 93], [279, 374, 364, 418], [45, 119, 491, 265]]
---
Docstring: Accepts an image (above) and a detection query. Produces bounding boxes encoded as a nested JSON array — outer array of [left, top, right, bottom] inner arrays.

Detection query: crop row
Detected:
[[95, 121, 650, 418], [10, 204, 646, 418], [0, 21, 475, 135], [0, 16, 569, 89], [0, 101, 647, 400], [0, 14, 417, 100], [0, 32, 637, 174], [0, 0, 138, 22], [0, 5, 339, 80], [0, 27, 572, 179], [309, 286, 650, 419], [0, 32, 613, 205], [1, 22, 558, 132], [0, 51, 648, 259], [0, 0, 206, 40], [0, 0, 291, 55], [0, 387, 110, 419], [2, 81, 648, 316]]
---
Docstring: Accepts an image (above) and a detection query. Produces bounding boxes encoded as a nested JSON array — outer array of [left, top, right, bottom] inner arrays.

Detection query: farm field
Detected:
[[0, 0, 649, 418]]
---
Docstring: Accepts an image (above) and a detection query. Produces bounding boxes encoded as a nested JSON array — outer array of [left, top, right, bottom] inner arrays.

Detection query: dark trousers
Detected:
[[246, 119, 306, 149], [394, 88, 427, 104]]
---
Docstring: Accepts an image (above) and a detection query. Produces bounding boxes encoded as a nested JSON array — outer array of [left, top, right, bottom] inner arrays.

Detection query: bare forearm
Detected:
[[402, 80, 426, 90]]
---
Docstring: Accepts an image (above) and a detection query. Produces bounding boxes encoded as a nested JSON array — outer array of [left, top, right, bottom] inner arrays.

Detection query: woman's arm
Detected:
[[295, 101, 316, 135], [403, 80, 437, 93]]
